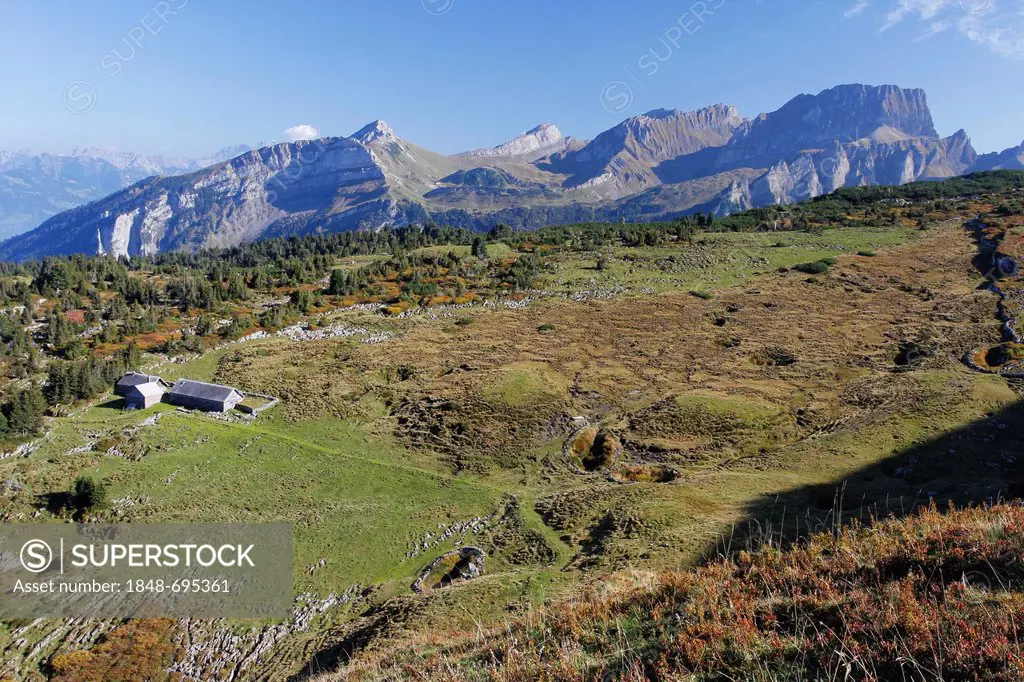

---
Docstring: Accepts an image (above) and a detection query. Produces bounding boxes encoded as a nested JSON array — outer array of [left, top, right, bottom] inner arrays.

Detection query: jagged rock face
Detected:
[[716, 84, 938, 170], [352, 120, 397, 145], [714, 155, 823, 213], [943, 130, 978, 174], [710, 132, 977, 216], [549, 104, 746, 198], [703, 86, 985, 216], [0, 139, 392, 260]]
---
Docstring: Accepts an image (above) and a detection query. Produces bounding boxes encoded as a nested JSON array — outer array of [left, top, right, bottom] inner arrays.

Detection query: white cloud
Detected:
[[869, 0, 1024, 58], [959, 12, 1024, 57], [284, 124, 320, 142], [914, 19, 952, 40], [881, 0, 951, 30], [845, 0, 870, 17]]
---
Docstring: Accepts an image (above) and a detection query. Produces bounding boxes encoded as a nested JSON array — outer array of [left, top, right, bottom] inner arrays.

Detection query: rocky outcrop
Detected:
[[710, 119, 982, 216], [412, 547, 486, 592], [713, 84, 938, 171], [942, 129, 978, 174], [459, 123, 571, 161], [351, 120, 397, 145]]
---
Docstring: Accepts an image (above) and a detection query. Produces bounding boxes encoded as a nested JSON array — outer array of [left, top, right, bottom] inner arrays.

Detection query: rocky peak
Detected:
[[524, 122, 563, 143], [803, 84, 937, 139], [941, 129, 977, 173], [352, 120, 397, 145], [553, 103, 747, 195], [717, 84, 940, 171], [461, 123, 566, 159]]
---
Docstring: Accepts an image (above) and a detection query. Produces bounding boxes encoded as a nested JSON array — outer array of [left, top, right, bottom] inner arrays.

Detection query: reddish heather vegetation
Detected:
[[334, 504, 1024, 681], [47, 619, 178, 682]]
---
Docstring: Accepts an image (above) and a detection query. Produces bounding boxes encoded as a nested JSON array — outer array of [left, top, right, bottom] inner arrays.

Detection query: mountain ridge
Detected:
[[2, 83, 1021, 262]]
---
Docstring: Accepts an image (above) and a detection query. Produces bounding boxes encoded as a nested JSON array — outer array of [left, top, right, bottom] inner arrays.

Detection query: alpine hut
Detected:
[[123, 382, 167, 410], [115, 372, 170, 410], [115, 372, 169, 396], [165, 379, 244, 413]]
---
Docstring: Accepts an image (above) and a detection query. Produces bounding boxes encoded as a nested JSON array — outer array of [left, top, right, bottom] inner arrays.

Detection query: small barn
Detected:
[[115, 372, 169, 397], [123, 382, 166, 410], [165, 379, 245, 413]]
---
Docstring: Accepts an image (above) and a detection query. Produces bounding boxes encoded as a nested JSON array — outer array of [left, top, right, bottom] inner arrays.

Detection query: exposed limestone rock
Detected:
[[459, 123, 570, 161], [412, 547, 486, 592]]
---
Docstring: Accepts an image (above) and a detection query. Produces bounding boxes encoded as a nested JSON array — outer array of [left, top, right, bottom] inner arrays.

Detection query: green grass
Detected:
[[541, 227, 916, 294], [482, 362, 569, 408], [0, 345, 504, 598], [410, 242, 514, 260], [91, 413, 501, 593], [674, 393, 782, 424]]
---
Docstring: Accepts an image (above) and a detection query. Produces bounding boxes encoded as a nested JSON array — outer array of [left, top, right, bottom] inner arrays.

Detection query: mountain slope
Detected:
[[2, 138, 390, 259], [0, 146, 252, 240], [328, 504, 1024, 681], [703, 86, 979, 214], [712, 84, 938, 170], [543, 104, 746, 198]]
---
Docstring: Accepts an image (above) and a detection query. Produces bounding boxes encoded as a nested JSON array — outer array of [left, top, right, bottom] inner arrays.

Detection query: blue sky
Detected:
[[1, 0, 1022, 157]]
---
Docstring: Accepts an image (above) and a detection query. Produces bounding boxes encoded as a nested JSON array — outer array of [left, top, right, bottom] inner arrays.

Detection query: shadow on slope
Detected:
[[712, 397, 1024, 559]]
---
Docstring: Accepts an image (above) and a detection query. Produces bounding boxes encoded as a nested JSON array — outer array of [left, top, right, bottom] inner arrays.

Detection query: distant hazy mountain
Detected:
[[971, 140, 1024, 171], [2, 84, 1020, 261], [0, 145, 252, 240]]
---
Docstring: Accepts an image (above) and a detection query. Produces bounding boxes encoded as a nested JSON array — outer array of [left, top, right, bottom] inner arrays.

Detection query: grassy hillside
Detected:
[[329, 503, 1024, 681]]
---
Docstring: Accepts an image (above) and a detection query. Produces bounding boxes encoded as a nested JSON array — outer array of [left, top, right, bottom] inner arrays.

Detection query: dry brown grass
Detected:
[[324, 504, 1024, 682]]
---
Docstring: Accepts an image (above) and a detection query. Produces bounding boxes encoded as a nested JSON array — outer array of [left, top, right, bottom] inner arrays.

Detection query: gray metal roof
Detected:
[[168, 379, 243, 403], [116, 372, 165, 388]]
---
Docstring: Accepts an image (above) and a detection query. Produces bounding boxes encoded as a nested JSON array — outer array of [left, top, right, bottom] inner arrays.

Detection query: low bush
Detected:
[[795, 260, 830, 274], [71, 475, 106, 513]]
